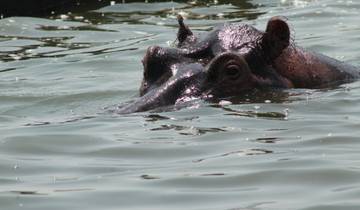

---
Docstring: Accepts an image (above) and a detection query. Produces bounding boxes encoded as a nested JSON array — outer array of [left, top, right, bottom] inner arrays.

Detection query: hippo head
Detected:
[[120, 16, 294, 113]]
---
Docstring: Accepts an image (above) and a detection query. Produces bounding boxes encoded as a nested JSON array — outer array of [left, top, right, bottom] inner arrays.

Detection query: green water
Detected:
[[1, 0, 360, 209]]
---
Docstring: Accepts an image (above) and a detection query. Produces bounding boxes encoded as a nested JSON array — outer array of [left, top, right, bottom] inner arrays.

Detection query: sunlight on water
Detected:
[[1, 0, 360, 210]]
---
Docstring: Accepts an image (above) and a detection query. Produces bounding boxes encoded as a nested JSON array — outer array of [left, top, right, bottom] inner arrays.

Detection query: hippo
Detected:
[[117, 15, 360, 114]]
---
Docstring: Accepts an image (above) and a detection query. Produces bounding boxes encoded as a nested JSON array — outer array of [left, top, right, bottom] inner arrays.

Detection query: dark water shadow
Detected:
[[0, 32, 152, 62], [10, 190, 48, 196], [1, 0, 110, 18], [86, 0, 263, 25], [193, 148, 273, 163], [150, 124, 226, 136], [23, 116, 96, 127], [221, 106, 287, 120], [0, 67, 17, 73], [9, 188, 94, 196], [1, 0, 261, 19]]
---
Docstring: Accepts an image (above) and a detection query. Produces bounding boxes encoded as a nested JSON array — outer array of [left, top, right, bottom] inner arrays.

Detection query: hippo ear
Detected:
[[177, 15, 194, 47], [261, 16, 290, 62]]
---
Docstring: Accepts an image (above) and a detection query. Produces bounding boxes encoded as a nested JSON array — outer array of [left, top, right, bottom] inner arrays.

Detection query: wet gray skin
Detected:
[[117, 15, 360, 114]]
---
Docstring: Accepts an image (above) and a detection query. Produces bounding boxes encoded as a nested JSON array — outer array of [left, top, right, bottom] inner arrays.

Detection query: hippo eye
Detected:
[[225, 64, 240, 78], [206, 52, 251, 84]]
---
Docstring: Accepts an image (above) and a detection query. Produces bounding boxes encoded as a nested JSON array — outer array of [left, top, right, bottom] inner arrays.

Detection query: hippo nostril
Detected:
[[142, 45, 176, 91], [143, 46, 164, 68], [143, 46, 162, 71]]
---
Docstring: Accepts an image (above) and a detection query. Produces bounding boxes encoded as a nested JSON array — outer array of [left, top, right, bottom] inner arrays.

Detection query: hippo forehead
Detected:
[[217, 23, 263, 54]]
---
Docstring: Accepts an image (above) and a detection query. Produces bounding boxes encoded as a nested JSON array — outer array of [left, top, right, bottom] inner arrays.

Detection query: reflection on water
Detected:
[[1, 1, 360, 210]]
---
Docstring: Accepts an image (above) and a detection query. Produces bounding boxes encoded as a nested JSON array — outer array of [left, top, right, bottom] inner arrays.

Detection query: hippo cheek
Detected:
[[205, 52, 254, 96]]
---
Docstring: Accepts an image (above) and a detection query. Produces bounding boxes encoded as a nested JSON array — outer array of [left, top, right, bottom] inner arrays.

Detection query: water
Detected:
[[1, 0, 360, 209]]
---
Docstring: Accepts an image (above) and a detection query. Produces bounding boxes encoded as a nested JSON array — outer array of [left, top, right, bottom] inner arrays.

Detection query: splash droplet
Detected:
[[219, 100, 232, 106], [264, 99, 271, 103]]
